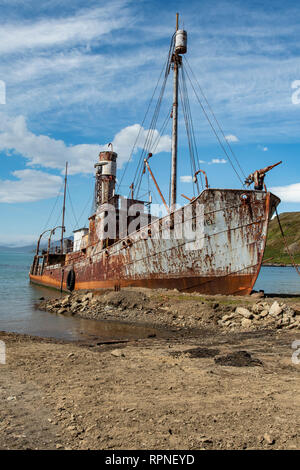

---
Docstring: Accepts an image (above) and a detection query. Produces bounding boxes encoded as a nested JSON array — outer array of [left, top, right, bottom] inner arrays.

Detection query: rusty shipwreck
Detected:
[[29, 14, 281, 295]]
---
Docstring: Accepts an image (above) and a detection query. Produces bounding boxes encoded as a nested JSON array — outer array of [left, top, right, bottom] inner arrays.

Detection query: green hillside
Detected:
[[264, 211, 300, 264]]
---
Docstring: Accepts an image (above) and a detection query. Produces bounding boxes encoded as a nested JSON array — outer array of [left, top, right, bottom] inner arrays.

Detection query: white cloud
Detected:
[[1, 2, 300, 143], [225, 134, 239, 142], [263, 146, 268, 151], [0, 4, 129, 55], [199, 158, 227, 165], [209, 158, 227, 164], [270, 182, 300, 203], [0, 115, 171, 175], [0, 169, 62, 203], [180, 175, 193, 183], [112, 124, 171, 166]]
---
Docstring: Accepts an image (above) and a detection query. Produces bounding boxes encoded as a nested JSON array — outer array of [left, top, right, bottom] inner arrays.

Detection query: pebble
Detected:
[[263, 433, 275, 445], [111, 349, 125, 358]]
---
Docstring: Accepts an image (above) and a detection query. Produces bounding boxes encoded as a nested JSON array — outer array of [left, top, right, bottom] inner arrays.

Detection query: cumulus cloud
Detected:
[[0, 115, 171, 174], [270, 182, 300, 203], [225, 134, 239, 143], [0, 169, 62, 203], [180, 175, 193, 183]]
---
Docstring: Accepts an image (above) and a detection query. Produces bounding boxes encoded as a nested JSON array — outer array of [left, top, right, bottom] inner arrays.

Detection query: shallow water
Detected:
[[0, 250, 160, 341], [254, 266, 300, 295]]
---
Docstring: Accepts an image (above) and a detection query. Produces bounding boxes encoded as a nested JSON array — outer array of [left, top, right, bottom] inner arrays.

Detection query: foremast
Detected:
[[170, 13, 187, 211]]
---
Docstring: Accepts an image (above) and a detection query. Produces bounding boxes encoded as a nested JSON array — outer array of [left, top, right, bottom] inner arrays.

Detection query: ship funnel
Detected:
[[95, 150, 118, 207], [175, 30, 187, 54]]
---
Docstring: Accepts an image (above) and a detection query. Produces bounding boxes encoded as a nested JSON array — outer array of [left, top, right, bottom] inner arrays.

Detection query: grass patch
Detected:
[[264, 212, 300, 265]]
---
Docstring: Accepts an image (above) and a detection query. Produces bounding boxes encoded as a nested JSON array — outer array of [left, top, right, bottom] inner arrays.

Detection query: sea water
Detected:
[[0, 250, 159, 341]]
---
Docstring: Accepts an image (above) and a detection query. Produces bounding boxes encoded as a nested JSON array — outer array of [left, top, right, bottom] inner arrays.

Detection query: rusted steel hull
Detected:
[[29, 189, 280, 295]]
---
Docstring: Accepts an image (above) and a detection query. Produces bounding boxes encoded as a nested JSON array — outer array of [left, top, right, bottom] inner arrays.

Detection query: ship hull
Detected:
[[29, 189, 280, 295]]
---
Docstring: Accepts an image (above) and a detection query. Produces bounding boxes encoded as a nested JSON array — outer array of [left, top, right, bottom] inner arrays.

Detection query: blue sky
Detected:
[[1, 0, 300, 245]]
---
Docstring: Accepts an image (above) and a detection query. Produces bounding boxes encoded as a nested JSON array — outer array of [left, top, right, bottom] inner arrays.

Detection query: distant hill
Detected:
[[264, 211, 300, 265], [0, 244, 36, 253], [0, 236, 74, 254]]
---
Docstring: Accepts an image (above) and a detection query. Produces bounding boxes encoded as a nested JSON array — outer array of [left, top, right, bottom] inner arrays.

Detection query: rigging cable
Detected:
[[184, 56, 246, 180], [179, 78, 195, 196], [183, 62, 245, 187], [135, 104, 172, 198], [77, 189, 95, 228], [41, 181, 64, 232], [117, 34, 175, 194], [181, 65, 203, 190], [131, 34, 176, 199], [66, 182, 80, 231], [179, 66, 201, 195]]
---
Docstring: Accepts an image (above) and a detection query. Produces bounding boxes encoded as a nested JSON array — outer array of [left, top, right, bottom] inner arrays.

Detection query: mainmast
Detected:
[[170, 13, 187, 211], [60, 161, 68, 253]]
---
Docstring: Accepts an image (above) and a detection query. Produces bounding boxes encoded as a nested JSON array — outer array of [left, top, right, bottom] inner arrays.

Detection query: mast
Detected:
[[60, 161, 68, 253], [170, 13, 179, 212], [170, 13, 187, 211]]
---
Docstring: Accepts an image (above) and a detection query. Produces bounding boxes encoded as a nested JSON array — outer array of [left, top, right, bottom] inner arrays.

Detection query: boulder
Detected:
[[221, 313, 235, 322], [57, 308, 67, 314], [284, 307, 295, 317], [260, 309, 269, 318], [82, 293, 93, 302], [286, 323, 298, 330], [70, 302, 79, 311], [282, 314, 291, 325], [251, 291, 264, 299], [269, 301, 283, 317], [241, 318, 252, 328], [61, 296, 70, 305], [236, 307, 253, 319], [252, 303, 265, 314]]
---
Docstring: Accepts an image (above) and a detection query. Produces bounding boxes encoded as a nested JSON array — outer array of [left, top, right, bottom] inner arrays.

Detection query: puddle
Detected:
[[0, 284, 166, 343]]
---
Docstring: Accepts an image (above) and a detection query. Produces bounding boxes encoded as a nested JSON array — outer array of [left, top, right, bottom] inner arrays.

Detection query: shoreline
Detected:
[[262, 263, 300, 267], [38, 288, 300, 333]]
